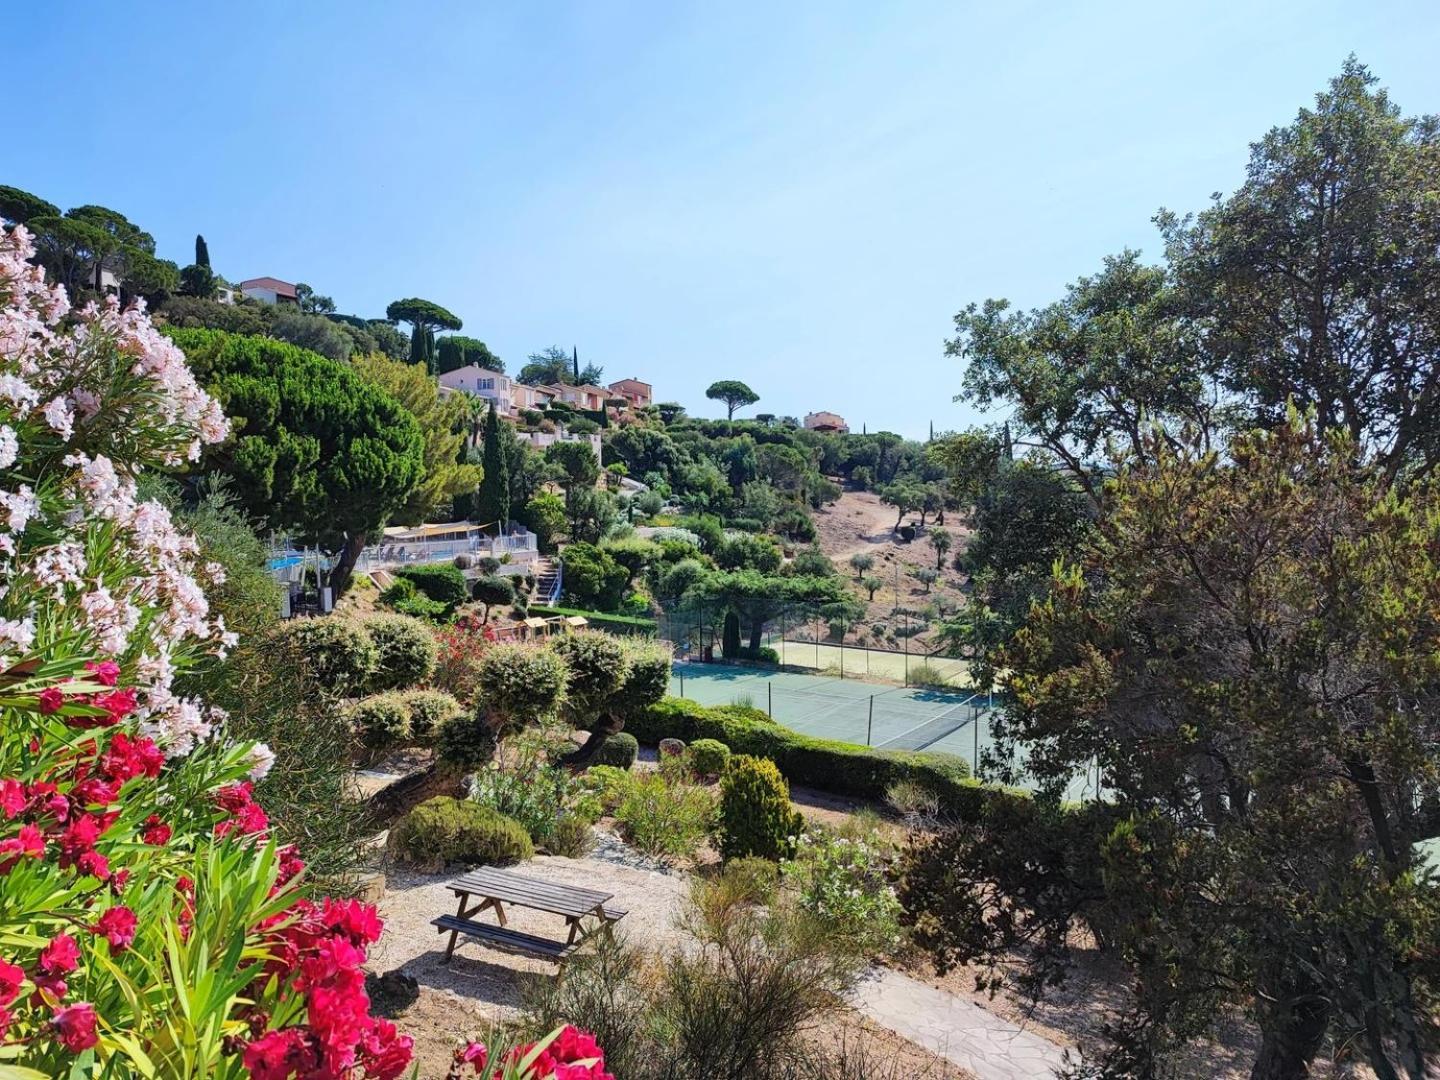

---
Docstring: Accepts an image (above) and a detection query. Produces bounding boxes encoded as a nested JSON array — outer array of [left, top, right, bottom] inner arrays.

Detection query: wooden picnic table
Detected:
[[432, 866, 627, 971]]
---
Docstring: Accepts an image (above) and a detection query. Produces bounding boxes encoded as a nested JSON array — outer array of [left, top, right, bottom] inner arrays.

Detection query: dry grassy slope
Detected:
[[809, 489, 969, 650]]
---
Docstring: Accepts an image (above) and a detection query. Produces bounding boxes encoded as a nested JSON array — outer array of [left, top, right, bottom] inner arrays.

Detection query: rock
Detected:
[[659, 738, 686, 758], [364, 969, 419, 1017]]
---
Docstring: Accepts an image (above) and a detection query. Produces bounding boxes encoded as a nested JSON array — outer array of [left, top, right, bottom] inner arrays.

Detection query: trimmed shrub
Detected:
[[435, 709, 499, 773], [397, 688, 464, 744], [345, 693, 410, 755], [688, 738, 731, 778], [272, 617, 377, 698], [717, 755, 803, 861], [613, 638, 673, 716], [624, 698, 991, 811], [734, 645, 779, 665], [475, 643, 569, 730], [592, 732, 639, 769], [379, 576, 448, 621], [527, 605, 658, 636], [395, 563, 469, 613], [387, 796, 533, 871], [362, 612, 438, 691], [550, 631, 629, 726], [471, 573, 516, 619]]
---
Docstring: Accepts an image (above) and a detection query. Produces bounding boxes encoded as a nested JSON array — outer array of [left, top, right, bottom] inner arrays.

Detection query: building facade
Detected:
[[804, 410, 849, 434], [237, 277, 298, 305]]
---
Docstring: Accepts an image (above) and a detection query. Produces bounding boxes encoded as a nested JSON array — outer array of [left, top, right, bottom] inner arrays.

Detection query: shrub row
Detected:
[[624, 697, 1027, 818], [527, 605, 658, 635]]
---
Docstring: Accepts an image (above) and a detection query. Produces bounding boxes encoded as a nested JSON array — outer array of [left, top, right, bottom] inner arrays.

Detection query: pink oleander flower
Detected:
[[92, 906, 138, 950], [51, 1002, 98, 1053]]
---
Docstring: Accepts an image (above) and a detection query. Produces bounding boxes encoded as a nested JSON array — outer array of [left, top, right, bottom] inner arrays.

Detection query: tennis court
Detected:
[[669, 661, 1103, 801], [761, 637, 973, 686], [669, 661, 1000, 773]]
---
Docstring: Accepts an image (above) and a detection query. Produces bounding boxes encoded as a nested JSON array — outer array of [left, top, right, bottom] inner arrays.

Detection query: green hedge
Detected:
[[527, 605, 658, 636], [625, 697, 1028, 819]]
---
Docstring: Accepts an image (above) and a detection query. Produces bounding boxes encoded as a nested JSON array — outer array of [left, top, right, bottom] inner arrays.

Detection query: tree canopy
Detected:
[[352, 351, 481, 525], [0, 184, 59, 225], [436, 334, 502, 374], [705, 379, 760, 420], [168, 329, 425, 588], [385, 297, 463, 374]]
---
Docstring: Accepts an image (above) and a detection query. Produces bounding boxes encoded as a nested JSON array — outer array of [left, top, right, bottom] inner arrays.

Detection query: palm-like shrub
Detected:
[[717, 756, 803, 860], [363, 612, 437, 691]]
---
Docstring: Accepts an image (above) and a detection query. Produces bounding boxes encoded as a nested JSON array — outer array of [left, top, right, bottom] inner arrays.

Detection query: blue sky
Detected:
[[11, 1, 1440, 438]]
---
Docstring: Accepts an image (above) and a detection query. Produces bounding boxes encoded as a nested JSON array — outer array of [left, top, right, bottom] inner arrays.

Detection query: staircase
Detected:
[[533, 557, 562, 606]]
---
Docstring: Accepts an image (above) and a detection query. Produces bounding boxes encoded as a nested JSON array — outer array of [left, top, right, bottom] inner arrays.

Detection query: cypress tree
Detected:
[[476, 401, 510, 531], [409, 324, 427, 366], [195, 235, 210, 269]]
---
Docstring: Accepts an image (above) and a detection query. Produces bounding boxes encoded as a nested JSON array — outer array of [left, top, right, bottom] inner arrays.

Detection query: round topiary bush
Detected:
[[386, 797, 533, 872], [363, 613, 438, 692], [272, 617, 377, 699], [688, 738, 732, 779], [435, 709, 500, 774], [475, 643, 568, 731], [344, 693, 410, 757], [717, 755, 803, 861], [591, 732, 639, 769], [659, 738, 686, 759], [549, 631, 628, 726], [397, 689, 465, 745]]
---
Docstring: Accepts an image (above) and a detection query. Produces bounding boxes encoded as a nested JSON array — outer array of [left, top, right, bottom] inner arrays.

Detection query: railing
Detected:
[[268, 530, 539, 579]]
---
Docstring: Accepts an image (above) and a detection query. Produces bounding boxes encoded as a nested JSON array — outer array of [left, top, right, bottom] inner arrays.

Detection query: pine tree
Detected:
[[476, 402, 510, 531], [195, 234, 210, 269]]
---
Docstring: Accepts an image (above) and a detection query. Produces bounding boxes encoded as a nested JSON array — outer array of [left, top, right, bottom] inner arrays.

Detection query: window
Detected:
[[479, 378, 494, 390]]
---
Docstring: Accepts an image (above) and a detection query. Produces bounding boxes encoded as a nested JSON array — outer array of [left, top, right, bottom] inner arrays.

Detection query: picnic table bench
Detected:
[[432, 866, 628, 971]]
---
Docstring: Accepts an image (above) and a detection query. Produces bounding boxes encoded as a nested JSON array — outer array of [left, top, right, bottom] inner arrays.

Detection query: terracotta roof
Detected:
[[238, 277, 297, 298]]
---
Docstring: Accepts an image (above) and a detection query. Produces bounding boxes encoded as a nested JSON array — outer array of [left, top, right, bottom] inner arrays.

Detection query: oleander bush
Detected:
[[387, 796, 533, 871], [782, 831, 902, 956], [273, 616, 378, 698], [591, 732, 639, 769], [432, 620, 493, 703], [363, 612, 438, 691], [717, 756, 804, 861], [579, 765, 635, 814], [468, 730, 601, 854], [0, 226, 412, 1075], [614, 772, 716, 861]]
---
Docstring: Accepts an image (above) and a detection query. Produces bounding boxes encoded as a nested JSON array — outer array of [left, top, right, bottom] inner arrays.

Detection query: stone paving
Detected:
[[847, 967, 1071, 1080]]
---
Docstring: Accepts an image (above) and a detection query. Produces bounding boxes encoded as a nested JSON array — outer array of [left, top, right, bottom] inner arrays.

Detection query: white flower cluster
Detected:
[[0, 226, 235, 755]]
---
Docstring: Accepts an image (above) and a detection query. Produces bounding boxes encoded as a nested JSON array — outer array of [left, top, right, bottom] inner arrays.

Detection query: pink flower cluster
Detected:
[[0, 225, 234, 759], [241, 898, 412, 1080], [448, 1026, 613, 1080]]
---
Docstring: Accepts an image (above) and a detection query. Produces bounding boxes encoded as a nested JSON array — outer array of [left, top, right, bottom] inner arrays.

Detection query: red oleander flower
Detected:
[[243, 1028, 320, 1080], [320, 898, 383, 947], [141, 814, 171, 845], [92, 906, 137, 950], [459, 1040, 489, 1071], [95, 688, 137, 725], [0, 822, 46, 868], [84, 660, 121, 686], [51, 1001, 98, 1052], [0, 958, 24, 1005], [37, 687, 64, 714], [76, 849, 110, 880], [0, 780, 24, 819], [38, 934, 80, 975]]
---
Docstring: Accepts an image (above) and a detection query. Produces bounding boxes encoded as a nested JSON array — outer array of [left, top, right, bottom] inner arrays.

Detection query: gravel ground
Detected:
[[367, 831, 692, 1021]]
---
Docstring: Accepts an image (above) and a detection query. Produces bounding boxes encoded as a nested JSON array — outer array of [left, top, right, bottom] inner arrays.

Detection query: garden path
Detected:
[[847, 966, 1071, 1080]]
